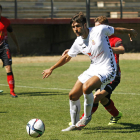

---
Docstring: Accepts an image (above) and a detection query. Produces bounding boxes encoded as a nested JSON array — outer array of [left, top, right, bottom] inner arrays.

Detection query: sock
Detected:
[[69, 99, 81, 126], [7, 72, 15, 93], [84, 92, 94, 118], [91, 103, 99, 114], [104, 99, 119, 117], [80, 102, 99, 119]]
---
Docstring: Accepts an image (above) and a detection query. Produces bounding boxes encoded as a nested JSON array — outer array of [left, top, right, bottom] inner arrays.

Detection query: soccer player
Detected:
[[42, 12, 137, 131], [79, 16, 126, 125], [0, 5, 20, 97]]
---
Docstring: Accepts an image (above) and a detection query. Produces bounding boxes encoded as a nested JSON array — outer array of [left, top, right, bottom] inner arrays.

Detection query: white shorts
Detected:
[[78, 69, 116, 91]]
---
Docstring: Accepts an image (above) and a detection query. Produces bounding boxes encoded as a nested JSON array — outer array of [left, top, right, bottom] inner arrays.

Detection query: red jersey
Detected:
[[109, 35, 123, 77], [0, 16, 10, 43]]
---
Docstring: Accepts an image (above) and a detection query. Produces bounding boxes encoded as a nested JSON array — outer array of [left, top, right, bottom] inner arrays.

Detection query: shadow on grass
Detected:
[[0, 91, 68, 96], [84, 123, 140, 133], [0, 111, 8, 113]]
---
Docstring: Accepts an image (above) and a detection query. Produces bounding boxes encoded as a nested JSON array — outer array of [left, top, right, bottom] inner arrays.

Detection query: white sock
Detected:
[[84, 93, 94, 118], [69, 99, 81, 126]]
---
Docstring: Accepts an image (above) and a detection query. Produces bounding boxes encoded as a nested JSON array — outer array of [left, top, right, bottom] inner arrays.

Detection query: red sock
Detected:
[[91, 103, 99, 114], [7, 72, 15, 93], [104, 99, 119, 117], [80, 103, 99, 119]]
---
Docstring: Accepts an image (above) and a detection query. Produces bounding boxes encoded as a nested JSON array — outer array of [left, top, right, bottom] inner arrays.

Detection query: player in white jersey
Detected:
[[42, 12, 137, 131], [68, 24, 116, 91]]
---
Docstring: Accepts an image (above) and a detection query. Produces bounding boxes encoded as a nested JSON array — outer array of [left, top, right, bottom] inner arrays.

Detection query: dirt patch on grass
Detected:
[[0, 53, 140, 64]]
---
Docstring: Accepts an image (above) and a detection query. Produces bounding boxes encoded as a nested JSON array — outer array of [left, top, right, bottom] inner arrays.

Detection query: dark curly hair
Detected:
[[70, 12, 86, 25]]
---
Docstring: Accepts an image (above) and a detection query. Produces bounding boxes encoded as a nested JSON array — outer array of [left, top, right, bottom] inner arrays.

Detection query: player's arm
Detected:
[[114, 27, 137, 41], [112, 45, 125, 54], [7, 25, 20, 54], [42, 53, 71, 79], [112, 40, 125, 54]]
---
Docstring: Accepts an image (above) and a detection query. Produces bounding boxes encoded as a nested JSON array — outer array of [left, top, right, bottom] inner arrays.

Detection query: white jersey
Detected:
[[68, 25, 117, 90], [68, 24, 116, 72]]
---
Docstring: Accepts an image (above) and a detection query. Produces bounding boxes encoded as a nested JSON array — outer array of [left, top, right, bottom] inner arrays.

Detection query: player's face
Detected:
[[71, 22, 86, 37]]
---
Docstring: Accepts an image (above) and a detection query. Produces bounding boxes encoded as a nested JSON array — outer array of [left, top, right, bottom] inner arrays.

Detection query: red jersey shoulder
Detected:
[[0, 16, 10, 28], [109, 35, 122, 48]]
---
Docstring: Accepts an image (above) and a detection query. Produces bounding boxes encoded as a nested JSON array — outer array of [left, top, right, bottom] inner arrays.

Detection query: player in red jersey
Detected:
[[0, 5, 20, 97], [79, 16, 125, 125]]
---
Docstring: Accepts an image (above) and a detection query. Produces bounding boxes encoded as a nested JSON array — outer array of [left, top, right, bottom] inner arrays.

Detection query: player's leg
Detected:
[[2, 43, 17, 98], [100, 97, 122, 125], [76, 67, 116, 129], [100, 78, 122, 125], [0, 48, 3, 93], [76, 76, 101, 128], [62, 79, 83, 131], [5, 65, 17, 97], [80, 88, 109, 120]]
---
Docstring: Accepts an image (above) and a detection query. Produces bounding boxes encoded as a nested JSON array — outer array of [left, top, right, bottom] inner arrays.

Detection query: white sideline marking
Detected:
[[0, 83, 140, 95], [0, 84, 71, 91]]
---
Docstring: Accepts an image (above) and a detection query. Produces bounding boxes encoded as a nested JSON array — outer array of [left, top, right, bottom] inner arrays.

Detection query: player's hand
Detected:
[[128, 29, 137, 41], [62, 49, 69, 56], [42, 68, 52, 79]]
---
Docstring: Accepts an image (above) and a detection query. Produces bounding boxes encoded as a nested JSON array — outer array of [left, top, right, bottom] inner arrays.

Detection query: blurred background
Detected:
[[1, 0, 140, 55]]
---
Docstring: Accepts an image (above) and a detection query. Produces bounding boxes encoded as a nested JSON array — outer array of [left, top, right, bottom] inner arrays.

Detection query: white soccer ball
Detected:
[[26, 118, 45, 138]]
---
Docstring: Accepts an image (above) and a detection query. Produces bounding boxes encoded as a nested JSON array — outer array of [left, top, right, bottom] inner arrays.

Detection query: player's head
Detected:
[[94, 16, 109, 26], [70, 12, 87, 37], [70, 12, 86, 26]]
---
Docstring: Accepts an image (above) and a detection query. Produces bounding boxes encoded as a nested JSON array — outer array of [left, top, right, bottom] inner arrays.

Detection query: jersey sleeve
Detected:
[[68, 40, 80, 57], [115, 40, 123, 47], [102, 25, 114, 36]]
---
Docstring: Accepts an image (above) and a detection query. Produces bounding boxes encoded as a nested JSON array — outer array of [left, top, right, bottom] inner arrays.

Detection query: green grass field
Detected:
[[0, 59, 140, 140]]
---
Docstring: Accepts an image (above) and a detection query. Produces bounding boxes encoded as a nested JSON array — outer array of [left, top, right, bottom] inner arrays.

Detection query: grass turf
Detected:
[[0, 60, 140, 140]]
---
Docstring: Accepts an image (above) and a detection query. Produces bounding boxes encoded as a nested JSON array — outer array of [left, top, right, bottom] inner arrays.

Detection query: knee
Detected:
[[69, 93, 74, 100], [5, 65, 12, 73], [100, 98, 109, 105], [83, 84, 92, 94], [69, 92, 80, 101]]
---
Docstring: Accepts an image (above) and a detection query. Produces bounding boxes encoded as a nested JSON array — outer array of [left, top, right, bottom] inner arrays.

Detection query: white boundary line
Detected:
[[0, 83, 139, 95], [0, 84, 71, 91]]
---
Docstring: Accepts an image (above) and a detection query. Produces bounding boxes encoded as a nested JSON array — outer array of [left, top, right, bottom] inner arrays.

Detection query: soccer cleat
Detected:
[[76, 115, 91, 129], [61, 125, 81, 132], [69, 113, 84, 126], [10, 92, 18, 98], [0, 90, 3, 93], [108, 111, 122, 125], [80, 113, 84, 120]]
